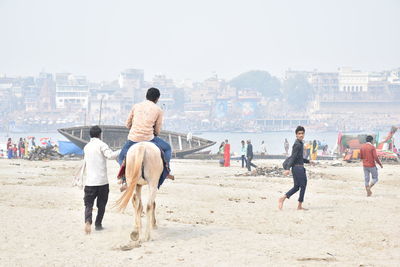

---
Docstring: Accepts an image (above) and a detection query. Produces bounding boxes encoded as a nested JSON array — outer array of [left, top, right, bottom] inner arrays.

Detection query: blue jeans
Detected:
[[118, 137, 172, 167]]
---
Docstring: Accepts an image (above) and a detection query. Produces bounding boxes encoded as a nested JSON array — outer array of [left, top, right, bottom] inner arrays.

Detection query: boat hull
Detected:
[[58, 125, 216, 158]]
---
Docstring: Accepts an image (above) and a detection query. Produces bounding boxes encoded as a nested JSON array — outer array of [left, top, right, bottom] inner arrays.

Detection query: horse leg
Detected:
[[130, 185, 142, 241], [152, 201, 157, 229], [144, 185, 157, 241]]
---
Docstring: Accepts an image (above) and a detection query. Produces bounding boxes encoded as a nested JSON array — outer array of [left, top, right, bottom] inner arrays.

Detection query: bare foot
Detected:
[[366, 186, 372, 197], [167, 174, 175, 180], [297, 207, 308, 210], [278, 196, 286, 210], [85, 222, 91, 235]]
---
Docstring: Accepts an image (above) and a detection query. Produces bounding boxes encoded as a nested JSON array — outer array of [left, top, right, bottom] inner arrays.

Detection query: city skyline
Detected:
[[1, 0, 399, 82]]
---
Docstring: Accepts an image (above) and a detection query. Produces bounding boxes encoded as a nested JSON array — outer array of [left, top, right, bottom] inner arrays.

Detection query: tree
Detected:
[[229, 70, 281, 98], [282, 74, 313, 110]]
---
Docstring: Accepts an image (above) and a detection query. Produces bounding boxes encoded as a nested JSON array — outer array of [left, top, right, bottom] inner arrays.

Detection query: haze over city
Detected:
[[1, 0, 399, 81]]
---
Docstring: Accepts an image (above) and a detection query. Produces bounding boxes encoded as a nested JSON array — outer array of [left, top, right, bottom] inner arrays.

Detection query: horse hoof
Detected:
[[119, 242, 141, 251], [130, 231, 139, 241]]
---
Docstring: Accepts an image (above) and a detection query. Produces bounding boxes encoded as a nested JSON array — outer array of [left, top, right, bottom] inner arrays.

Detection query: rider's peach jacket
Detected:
[[126, 100, 163, 142]]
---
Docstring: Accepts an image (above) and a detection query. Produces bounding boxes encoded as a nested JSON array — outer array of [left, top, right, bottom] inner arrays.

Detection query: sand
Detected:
[[1, 158, 399, 266]]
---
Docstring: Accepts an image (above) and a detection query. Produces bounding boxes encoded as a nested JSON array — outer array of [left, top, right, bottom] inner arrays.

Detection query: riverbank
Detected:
[[1, 158, 399, 266]]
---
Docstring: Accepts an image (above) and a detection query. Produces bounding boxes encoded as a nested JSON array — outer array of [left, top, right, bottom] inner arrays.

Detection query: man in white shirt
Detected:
[[83, 126, 120, 234], [260, 141, 267, 155]]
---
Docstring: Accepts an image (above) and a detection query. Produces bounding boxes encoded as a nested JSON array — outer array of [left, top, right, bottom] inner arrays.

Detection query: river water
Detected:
[[2, 130, 397, 155]]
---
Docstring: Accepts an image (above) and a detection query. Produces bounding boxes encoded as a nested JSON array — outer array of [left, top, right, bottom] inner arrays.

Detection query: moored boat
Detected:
[[57, 125, 216, 158]]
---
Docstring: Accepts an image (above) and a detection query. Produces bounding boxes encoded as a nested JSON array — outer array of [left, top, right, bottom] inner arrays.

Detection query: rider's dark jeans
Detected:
[[118, 137, 172, 166]]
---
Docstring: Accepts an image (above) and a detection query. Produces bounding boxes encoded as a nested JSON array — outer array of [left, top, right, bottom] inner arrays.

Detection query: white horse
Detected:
[[116, 142, 163, 242]]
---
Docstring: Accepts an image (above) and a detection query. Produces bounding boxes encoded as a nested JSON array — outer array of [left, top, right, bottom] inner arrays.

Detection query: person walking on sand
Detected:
[[284, 138, 289, 156], [240, 140, 247, 168], [360, 135, 383, 197], [246, 140, 257, 171], [278, 126, 312, 210], [83, 126, 120, 234]]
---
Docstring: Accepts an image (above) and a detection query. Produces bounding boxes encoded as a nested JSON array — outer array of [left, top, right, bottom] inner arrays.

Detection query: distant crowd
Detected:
[[217, 138, 331, 170], [2, 137, 54, 159]]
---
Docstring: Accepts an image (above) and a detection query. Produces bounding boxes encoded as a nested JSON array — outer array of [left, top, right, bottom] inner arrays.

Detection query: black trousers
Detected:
[[241, 155, 247, 168], [247, 156, 257, 171], [286, 166, 307, 202], [84, 184, 109, 226]]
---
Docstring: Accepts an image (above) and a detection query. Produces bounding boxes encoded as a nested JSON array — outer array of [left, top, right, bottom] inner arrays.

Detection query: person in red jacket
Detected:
[[360, 135, 383, 197]]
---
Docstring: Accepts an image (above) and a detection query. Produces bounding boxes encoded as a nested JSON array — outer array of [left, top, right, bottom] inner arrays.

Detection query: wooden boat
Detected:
[[57, 125, 216, 158]]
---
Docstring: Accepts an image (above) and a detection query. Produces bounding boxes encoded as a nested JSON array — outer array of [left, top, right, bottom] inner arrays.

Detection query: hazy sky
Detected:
[[1, 0, 399, 82]]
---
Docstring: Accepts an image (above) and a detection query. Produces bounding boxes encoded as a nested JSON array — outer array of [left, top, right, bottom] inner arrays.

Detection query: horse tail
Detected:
[[115, 144, 146, 212]]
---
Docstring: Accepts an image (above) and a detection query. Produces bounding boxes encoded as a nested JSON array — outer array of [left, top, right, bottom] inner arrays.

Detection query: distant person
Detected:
[[18, 138, 24, 158], [323, 144, 328, 155], [83, 126, 120, 234], [360, 135, 383, 197], [278, 126, 312, 210], [343, 145, 353, 162], [260, 141, 267, 155], [186, 132, 193, 142], [224, 139, 230, 167], [218, 141, 225, 155], [240, 140, 247, 168], [24, 138, 29, 157], [7, 138, 13, 159], [311, 140, 318, 160], [246, 140, 257, 171], [12, 144, 17, 158], [284, 138, 289, 155], [47, 139, 52, 148], [218, 141, 225, 167], [304, 141, 311, 159], [31, 137, 36, 147]]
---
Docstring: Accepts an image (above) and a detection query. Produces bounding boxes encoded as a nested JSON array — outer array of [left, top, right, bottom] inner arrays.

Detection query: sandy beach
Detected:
[[1, 158, 399, 266]]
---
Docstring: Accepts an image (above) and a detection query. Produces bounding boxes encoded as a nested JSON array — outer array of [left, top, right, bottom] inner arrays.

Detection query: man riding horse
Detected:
[[118, 87, 174, 191]]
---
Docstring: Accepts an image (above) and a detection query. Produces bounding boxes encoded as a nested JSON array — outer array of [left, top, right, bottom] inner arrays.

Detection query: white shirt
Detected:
[[83, 138, 120, 186], [260, 143, 267, 153]]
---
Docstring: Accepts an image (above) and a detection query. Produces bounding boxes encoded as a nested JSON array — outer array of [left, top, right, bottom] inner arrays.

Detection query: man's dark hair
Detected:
[[366, 135, 373, 143], [90, 125, 102, 138], [295, 126, 305, 134], [146, 87, 161, 102]]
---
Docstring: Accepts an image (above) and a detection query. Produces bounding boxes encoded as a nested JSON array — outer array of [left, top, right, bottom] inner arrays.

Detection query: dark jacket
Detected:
[[246, 143, 253, 158], [284, 139, 310, 170]]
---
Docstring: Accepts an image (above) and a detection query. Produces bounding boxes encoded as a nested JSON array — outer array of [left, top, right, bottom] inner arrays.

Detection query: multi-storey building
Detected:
[[36, 72, 56, 112], [55, 73, 89, 110], [118, 69, 144, 109]]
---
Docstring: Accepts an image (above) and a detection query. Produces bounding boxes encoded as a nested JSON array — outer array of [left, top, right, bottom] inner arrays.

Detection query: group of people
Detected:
[[80, 87, 385, 234], [240, 140, 257, 171], [5, 137, 37, 159], [218, 139, 257, 171]]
